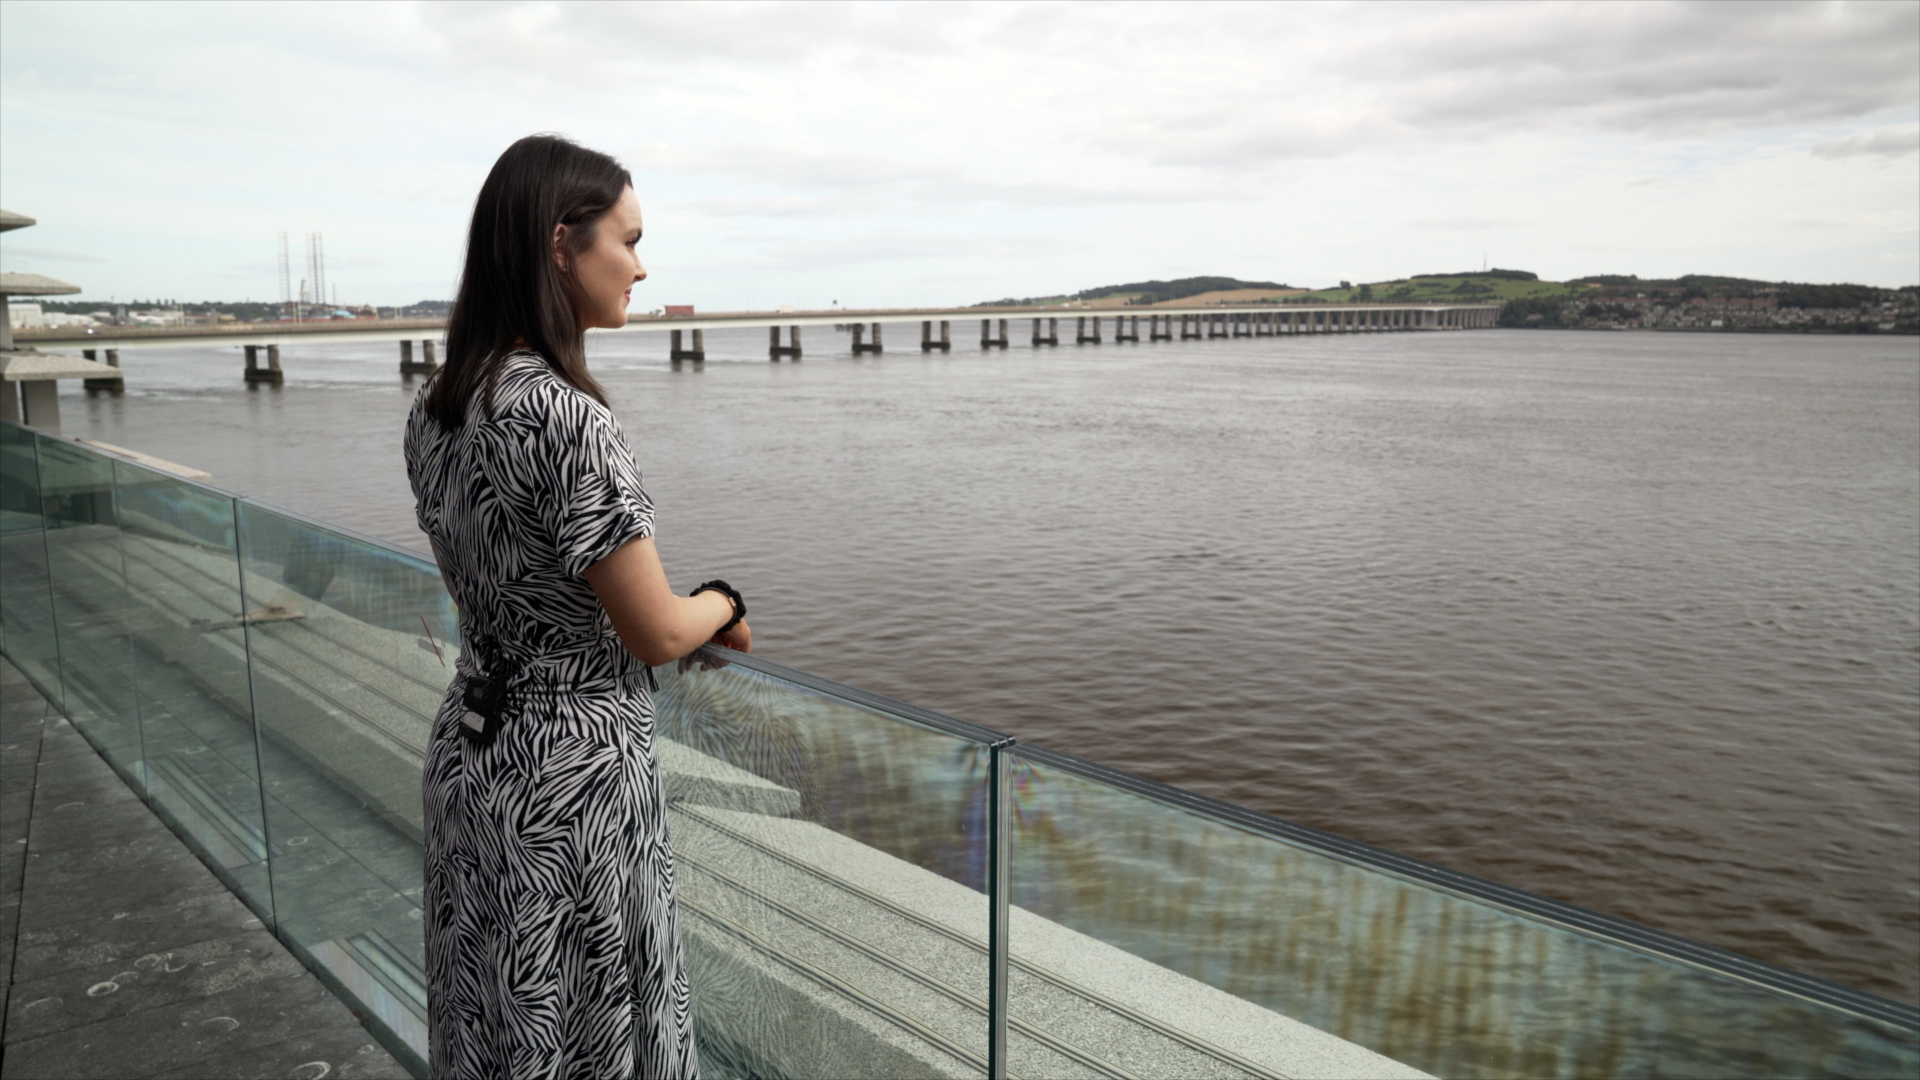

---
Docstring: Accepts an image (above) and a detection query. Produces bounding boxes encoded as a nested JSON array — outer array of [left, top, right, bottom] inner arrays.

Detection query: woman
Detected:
[[405, 133, 746, 1079]]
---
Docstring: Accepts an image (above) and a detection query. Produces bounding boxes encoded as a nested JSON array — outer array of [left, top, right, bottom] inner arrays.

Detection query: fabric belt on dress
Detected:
[[458, 634, 656, 693]]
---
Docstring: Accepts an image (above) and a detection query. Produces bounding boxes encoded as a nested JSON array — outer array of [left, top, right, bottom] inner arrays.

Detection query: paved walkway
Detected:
[[0, 656, 410, 1079]]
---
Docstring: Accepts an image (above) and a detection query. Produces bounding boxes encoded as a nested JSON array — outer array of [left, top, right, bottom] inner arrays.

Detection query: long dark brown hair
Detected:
[[424, 134, 631, 427]]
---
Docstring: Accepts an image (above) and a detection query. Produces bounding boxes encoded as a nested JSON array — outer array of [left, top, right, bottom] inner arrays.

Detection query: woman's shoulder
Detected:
[[493, 351, 617, 430]]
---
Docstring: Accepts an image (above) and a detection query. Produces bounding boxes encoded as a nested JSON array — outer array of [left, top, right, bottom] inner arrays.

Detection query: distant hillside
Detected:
[[971, 269, 1916, 330]]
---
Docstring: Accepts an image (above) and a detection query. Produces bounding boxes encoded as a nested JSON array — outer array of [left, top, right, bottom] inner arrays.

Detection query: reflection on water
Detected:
[[57, 326, 1920, 1005]]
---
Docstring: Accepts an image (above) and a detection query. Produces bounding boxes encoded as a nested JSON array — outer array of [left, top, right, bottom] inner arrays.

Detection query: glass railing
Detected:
[[3, 418, 1915, 1080]]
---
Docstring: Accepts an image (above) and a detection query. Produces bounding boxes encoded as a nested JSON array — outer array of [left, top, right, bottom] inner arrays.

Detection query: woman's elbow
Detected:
[[621, 625, 696, 667]]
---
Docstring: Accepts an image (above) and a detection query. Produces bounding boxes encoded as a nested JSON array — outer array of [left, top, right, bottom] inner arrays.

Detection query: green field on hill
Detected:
[[1288, 271, 1584, 304]]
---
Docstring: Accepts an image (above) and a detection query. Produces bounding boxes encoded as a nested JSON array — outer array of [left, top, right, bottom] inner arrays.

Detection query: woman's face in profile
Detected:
[[569, 185, 647, 331]]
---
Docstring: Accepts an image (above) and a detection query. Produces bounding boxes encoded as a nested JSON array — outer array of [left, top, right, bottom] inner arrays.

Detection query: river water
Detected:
[[54, 326, 1920, 1005]]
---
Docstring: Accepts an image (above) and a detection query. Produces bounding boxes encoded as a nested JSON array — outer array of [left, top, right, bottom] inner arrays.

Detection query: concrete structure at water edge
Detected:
[[397, 338, 438, 376], [921, 320, 952, 353], [0, 210, 123, 434], [769, 325, 803, 360]]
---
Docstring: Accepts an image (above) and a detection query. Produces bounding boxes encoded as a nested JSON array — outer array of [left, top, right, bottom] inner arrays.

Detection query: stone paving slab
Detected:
[[4, 971, 351, 1080], [13, 889, 264, 985], [16, 851, 235, 935], [6, 929, 309, 1042], [147, 1022, 409, 1080], [0, 656, 410, 1080]]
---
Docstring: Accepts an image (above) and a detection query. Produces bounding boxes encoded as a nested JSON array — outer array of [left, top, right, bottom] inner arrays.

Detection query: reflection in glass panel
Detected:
[[655, 658, 992, 1078], [35, 434, 142, 789], [1007, 749, 1918, 1080], [236, 501, 455, 1071], [113, 458, 274, 920], [0, 422, 60, 703]]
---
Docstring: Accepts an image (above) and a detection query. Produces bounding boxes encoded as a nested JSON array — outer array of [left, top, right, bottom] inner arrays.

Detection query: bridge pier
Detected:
[[981, 318, 1009, 349], [921, 320, 952, 353], [1208, 313, 1227, 339], [244, 344, 284, 385], [1149, 315, 1171, 341], [1075, 316, 1102, 345], [851, 322, 883, 355], [769, 325, 802, 361], [1031, 317, 1058, 347], [671, 328, 706, 363], [400, 338, 439, 376], [1180, 314, 1199, 340], [1115, 315, 1139, 343], [82, 348, 124, 393], [1232, 314, 1249, 338]]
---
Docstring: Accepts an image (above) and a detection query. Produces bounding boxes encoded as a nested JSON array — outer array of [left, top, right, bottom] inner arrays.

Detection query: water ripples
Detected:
[[61, 325, 1920, 1004]]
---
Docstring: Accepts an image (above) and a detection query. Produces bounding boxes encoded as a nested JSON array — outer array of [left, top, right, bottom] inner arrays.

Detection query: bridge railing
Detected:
[[2, 418, 1914, 1079]]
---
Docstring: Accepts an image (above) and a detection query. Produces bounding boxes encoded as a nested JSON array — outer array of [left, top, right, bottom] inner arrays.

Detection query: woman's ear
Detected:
[[552, 222, 570, 272]]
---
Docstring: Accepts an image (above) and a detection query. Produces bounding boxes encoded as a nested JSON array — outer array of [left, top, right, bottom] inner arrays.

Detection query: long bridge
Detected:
[[16, 301, 1501, 384]]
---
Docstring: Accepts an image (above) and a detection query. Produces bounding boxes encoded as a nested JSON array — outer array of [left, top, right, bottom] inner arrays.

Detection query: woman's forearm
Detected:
[[639, 591, 734, 665], [584, 537, 736, 665]]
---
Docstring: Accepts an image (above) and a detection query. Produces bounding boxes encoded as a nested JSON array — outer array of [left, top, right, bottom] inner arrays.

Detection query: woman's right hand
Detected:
[[680, 619, 750, 673], [711, 620, 751, 653]]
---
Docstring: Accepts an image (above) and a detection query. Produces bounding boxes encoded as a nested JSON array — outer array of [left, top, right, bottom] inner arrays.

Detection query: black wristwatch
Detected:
[[691, 580, 746, 634]]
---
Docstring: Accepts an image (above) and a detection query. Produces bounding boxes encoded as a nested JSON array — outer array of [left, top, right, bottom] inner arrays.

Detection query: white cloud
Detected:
[[1, 0, 1915, 303], [1812, 126, 1920, 159]]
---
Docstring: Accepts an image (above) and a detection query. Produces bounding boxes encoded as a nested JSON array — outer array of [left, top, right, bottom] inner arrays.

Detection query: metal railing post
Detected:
[[988, 735, 1015, 1079]]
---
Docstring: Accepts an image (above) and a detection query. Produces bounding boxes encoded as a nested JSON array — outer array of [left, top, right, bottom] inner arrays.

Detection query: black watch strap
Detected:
[[691, 579, 746, 634]]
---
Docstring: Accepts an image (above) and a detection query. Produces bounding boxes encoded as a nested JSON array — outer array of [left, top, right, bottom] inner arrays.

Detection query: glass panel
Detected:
[[0, 422, 60, 702], [236, 500, 456, 1071], [1008, 748, 1919, 1080], [113, 458, 273, 919], [654, 657, 993, 1078], [35, 433, 142, 788]]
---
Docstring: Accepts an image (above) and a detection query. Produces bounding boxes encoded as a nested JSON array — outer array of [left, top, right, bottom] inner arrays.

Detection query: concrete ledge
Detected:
[[673, 803, 1432, 1080], [78, 441, 211, 483]]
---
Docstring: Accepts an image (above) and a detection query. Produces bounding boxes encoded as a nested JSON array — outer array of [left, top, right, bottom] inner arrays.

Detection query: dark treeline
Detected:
[[1565, 274, 1889, 308], [975, 276, 1293, 307], [1411, 268, 1538, 282]]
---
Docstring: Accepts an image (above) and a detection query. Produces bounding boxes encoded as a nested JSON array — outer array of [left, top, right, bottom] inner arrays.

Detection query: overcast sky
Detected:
[[2, 0, 1915, 309]]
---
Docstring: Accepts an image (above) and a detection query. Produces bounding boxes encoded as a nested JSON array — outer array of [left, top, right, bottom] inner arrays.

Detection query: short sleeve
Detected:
[[541, 397, 655, 579]]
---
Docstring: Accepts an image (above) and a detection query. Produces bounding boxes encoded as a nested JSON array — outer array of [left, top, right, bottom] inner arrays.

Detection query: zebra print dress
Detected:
[[404, 351, 699, 1079]]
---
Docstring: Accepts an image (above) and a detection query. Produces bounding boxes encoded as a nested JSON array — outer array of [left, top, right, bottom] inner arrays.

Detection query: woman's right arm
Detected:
[[583, 536, 751, 666]]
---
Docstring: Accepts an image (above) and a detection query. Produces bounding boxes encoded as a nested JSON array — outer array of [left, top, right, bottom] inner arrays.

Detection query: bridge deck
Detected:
[[18, 303, 1499, 352]]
